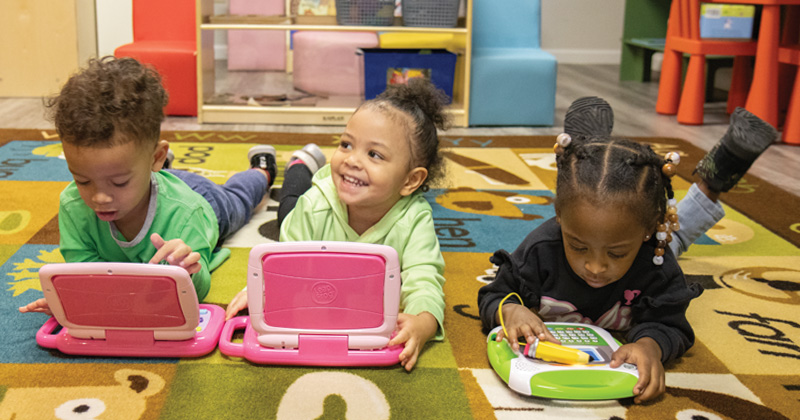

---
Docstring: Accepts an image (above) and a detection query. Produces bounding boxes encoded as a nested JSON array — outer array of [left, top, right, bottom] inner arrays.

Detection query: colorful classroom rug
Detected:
[[1, 129, 799, 419]]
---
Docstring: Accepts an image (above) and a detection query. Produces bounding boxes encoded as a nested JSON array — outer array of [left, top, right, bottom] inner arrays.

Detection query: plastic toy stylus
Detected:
[[524, 338, 590, 365]]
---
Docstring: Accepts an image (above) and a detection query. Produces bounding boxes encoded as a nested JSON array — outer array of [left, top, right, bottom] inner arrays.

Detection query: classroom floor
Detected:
[[1, 63, 797, 199]]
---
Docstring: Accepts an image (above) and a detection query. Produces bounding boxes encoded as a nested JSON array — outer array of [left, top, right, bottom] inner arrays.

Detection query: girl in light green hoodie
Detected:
[[227, 79, 449, 371]]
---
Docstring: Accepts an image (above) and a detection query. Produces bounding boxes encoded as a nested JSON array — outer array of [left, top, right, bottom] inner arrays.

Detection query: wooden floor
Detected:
[[1, 63, 798, 198]]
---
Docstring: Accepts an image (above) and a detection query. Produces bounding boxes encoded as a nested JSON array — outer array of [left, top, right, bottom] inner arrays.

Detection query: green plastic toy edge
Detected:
[[486, 332, 637, 400]]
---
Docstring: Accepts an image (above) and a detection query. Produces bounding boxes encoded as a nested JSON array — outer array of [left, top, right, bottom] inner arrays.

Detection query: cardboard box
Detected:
[[700, 4, 755, 39], [360, 48, 456, 102]]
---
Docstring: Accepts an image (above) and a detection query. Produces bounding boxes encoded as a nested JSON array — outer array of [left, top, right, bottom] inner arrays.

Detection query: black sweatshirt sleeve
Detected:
[[626, 260, 703, 363]]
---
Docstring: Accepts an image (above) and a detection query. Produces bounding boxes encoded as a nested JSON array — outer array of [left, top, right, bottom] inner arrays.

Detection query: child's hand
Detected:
[[609, 337, 665, 404], [18, 298, 52, 316], [494, 303, 559, 352], [388, 312, 438, 371], [149, 233, 202, 275], [225, 290, 248, 320]]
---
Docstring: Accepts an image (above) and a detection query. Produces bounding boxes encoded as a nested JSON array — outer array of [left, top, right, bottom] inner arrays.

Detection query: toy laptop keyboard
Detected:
[[218, 242, 403, 366], [487, 323, 639, 400], [36, 262, 225, 357]]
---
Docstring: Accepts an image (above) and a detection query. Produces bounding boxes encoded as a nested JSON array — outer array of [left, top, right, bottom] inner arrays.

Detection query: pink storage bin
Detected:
[[228, 0, 286, 71], [292, 31, 379, 96]]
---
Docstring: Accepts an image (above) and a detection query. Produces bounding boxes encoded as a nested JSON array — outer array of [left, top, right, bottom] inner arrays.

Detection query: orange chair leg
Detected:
[[745, 5, 781, 127], [727, 56, 752, 115], [656, 48, 684, 115], [782, 67, 800, 145], [677, 55, 706, 125]]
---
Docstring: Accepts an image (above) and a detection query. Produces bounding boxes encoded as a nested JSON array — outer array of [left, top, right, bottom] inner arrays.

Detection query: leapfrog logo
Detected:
[[311, 282, 337, 305]]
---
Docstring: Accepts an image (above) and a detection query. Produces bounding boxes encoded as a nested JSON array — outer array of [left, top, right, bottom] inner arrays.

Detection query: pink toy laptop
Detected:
[[35, 262, 225, 357], [219, 242, 403, 366]]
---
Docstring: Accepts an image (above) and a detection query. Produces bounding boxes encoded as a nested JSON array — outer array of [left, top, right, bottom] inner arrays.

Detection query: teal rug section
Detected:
[[0, 141, 70, 182], [427, 188, 556, 253]]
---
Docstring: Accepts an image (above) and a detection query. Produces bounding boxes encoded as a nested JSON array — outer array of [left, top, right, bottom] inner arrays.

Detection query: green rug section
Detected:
[[161, 364, 473, 419]]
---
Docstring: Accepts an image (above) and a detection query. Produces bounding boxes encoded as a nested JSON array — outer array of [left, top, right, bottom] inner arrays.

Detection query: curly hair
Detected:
[[554, 135, 675, 231], [45, 56, 168, 148], [361, 78, 450, 192]]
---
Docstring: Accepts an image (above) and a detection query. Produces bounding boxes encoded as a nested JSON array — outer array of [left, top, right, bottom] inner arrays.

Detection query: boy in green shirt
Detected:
[[19, 56, 275, 314]]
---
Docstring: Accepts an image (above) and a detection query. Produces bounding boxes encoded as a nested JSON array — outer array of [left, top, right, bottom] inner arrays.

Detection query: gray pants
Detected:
[[671, 183, 726, 257]]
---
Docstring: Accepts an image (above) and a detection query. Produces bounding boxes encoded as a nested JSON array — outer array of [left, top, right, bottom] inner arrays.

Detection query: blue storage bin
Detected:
[[360, 48, 457, 102], [699, 4, 755, 39]]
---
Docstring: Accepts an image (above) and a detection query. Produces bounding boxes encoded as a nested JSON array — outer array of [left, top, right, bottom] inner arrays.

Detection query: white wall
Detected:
[[94, 0, 625, 64], [95, 0, 132, 57], [541, 0, 625, 64]]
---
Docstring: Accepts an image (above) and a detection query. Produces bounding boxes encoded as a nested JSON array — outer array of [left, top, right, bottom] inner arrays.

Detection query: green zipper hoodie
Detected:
[[280, 165, 446, 339]]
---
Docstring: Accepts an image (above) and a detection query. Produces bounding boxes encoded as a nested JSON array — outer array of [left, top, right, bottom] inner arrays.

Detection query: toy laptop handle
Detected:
[[218, 315, 249, 357], [36, 317, 62, 349]]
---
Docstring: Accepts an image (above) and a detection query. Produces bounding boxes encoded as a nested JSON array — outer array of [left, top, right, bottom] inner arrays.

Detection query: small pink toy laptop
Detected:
[[35, 262, 225, 357], [218, 241, 403, 366]]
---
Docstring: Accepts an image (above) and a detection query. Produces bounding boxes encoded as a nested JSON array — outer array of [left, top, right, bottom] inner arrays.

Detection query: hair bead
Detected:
[[556, 133, 572, 148], [662, 163, 677, 177], [665, 151, 681, 165]]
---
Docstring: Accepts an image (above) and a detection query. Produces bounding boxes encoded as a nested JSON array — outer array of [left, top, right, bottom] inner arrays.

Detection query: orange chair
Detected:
[[780, 45, 800, 144], [656, 0, 758, 125], [114, 0, 197, 116], [778, 6, 800, 144]]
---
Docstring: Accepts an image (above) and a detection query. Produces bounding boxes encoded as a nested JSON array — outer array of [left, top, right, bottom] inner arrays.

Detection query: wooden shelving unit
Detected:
[[196, 0, 472, 126]]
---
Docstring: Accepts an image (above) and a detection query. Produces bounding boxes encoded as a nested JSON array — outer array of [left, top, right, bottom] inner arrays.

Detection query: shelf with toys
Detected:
[[196, 0, 472, 126]]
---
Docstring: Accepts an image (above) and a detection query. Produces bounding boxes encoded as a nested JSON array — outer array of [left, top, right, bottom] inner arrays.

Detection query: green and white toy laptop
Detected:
[[486, 322, 639, 400]]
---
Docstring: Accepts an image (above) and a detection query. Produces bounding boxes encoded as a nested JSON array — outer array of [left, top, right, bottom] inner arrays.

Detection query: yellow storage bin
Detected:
[[378, 32, 466, 50]]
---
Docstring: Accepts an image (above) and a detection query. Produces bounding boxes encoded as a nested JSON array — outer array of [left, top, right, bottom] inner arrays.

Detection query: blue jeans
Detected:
[[166, 169, 268, 245], [671, 183, 725, 257]]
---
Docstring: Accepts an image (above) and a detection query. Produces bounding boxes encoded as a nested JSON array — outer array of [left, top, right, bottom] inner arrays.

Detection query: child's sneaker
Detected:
[[286, 143, 326, 175], [248, 145, 277, 187], [163, 149, 175, 170], [694, 107, 777, 193], [563, 96, 615, 139]]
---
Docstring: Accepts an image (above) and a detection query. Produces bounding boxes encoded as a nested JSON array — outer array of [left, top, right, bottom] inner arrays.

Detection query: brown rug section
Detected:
[[3, 129, 798, 248], [0, 363, 176, 420], [26, 214, 59, 245]]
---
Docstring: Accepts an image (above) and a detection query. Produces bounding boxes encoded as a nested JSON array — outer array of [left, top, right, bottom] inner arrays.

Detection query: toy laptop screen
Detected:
[[49, 273, 187, 329], [260, 252, 387, 330]]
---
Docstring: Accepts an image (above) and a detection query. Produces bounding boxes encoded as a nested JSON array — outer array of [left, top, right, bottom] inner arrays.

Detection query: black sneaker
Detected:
[[694, 107, 777, 193], [248, 145, 277, 187], [163, 149, 174, 170], [564, 96, 615, 139]]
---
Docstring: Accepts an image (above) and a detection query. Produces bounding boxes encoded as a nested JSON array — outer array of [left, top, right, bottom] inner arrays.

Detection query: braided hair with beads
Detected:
[[553, 133, 680, 265]]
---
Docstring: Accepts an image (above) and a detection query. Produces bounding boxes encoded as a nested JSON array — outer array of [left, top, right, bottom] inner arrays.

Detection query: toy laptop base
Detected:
[[486, 323, 639, 400], [219, 315, 403, 367], [36, 304, 225, 358]]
